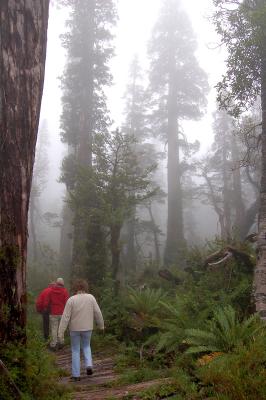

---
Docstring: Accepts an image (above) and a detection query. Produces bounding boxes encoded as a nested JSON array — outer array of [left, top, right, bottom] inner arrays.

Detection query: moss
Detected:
[[0, 245, 20, 269]]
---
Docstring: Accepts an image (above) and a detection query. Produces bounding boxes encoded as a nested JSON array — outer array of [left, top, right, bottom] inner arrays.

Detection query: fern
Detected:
[[185, 305, 264, 355]]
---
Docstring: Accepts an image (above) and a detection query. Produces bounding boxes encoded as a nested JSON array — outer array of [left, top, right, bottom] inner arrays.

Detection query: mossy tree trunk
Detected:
[[255, 48, 266, 320], [0, 0, 49, 343]]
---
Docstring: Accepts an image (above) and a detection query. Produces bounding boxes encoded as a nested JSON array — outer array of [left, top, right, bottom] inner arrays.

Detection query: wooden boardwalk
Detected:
[[56, 346, 170, 400]]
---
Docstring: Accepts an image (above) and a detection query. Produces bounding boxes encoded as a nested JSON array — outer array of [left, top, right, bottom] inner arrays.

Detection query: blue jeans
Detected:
[[70, 330, 92, 377]]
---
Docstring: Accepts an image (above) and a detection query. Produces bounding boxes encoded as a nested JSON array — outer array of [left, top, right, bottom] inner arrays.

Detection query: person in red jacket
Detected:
[[36, 281, 55, 340], [44, 277, 69, 351]]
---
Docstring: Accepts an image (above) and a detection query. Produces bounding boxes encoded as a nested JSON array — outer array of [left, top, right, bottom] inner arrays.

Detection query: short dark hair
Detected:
[[72, 279, 88, 293]]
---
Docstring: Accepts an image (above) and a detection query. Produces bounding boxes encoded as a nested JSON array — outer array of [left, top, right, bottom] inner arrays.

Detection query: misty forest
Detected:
[[2, 0, 266, 399]]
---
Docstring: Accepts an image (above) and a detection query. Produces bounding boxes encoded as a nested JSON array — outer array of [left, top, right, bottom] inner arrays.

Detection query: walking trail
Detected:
[[56, 346, 171, 400]]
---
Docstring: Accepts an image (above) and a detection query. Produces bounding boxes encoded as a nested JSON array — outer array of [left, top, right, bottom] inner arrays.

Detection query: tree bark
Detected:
[[29, 195, 38, 262], [254, 48, 266, 320], [0, 0, 49, 343]]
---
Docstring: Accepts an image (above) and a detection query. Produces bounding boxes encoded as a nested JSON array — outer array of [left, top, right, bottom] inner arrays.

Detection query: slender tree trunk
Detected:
[[231, 135, 246, 238], [147, 205, 160, 266], [0, 0, 49, 343], [111, 224, 121, 281], [164, 70, 185, 266], [125, 67, 138, 272], [126, 213, 137, 272], [59, 201, 73, 280], [222, 132, 231, 240], [255, 49, 266, 320]]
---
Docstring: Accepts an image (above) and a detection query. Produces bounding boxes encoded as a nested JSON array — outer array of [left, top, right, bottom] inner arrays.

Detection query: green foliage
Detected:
[[127, 287, 167, 317], [213, 0, 266, 116], [99, 282, 132, 340], [115, 366, 166, 386], [147, 299, 189, 354], [197, 334, 266, 399], [138, 373, 198, 400], [185, 305, 263, 354], [125, 287, 168, 340], [67, 129, 157, 281], [0, 323, 70, 400]]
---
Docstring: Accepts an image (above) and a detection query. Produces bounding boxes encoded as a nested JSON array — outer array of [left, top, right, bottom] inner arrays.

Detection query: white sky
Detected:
[[39, 0, 226, 239]]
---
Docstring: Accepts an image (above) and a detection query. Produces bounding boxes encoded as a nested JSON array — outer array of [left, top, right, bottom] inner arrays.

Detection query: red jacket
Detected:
[[36, 286, 53, 313], [43, 285, 69, 315]]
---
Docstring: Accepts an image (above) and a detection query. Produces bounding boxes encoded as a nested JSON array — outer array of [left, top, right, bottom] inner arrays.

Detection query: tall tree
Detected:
[[28, 120, 50, 262], [148, 0, 208, 266], [0, 0, 49, 343], [64, 130, 157, 288], [122, 56, 151, 271], [212, 0, 266, 319], [59, 0, 116, 279]]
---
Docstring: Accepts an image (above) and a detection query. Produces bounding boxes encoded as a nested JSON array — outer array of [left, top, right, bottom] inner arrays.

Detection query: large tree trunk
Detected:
[[164, 70, 185, 266], [255, 49, 266, 320], [29, 194, 38, 262], [0, 0, 49, 343], [72, 0, 95, 275]]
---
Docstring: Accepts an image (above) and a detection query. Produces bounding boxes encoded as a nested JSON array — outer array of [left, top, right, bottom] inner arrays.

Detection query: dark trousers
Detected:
[[42, 312, 50, 340]]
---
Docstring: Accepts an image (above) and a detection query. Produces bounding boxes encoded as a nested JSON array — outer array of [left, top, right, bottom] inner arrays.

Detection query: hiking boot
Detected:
[[70, 376, 80, 382], [86, 367, 93, 375]]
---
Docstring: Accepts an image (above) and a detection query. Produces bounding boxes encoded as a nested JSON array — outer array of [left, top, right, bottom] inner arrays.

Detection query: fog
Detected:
[[29, 0, 255, 273]]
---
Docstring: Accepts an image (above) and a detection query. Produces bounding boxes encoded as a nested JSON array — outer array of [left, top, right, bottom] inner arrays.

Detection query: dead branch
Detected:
[[0, 359, 22, 399], [245, 233, 258, 243], [205, 245, 254, 269], [204, 248, 226, 266], [208, 251, 233, 266], [158, 269, 181, 285]]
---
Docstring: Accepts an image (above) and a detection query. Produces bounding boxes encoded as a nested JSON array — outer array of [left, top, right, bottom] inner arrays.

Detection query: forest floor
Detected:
[[56, 346, 172, 400]]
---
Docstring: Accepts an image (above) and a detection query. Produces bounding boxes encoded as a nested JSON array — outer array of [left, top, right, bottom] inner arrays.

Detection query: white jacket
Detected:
[[58, 293, 104, 337]]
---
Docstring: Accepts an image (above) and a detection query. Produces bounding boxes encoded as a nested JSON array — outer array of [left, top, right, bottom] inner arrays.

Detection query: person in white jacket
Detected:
[[58, 279, 104, 381]]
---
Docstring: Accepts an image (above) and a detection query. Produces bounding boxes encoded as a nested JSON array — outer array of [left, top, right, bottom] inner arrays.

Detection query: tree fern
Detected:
[[185, 305, 263, 354], [127, 287, 167, 316], [144, 299, 188, 353], [126, 287, 167, 331]]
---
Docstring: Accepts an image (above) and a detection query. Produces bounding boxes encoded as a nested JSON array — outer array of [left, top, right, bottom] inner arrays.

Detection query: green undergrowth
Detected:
[[0, 321, 71, 400]]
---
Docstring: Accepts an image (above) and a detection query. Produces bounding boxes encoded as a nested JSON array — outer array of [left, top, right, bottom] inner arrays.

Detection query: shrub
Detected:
[[0, 324, 70, 400], [197, 335, 266, 399]]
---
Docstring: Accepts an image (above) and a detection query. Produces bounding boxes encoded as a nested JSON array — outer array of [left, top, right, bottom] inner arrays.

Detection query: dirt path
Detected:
[[56, 346, 171, 400]]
